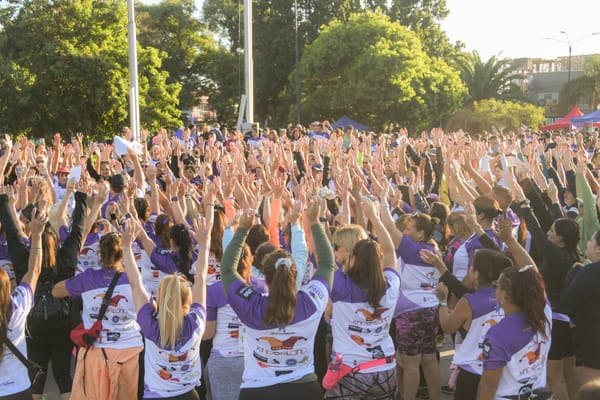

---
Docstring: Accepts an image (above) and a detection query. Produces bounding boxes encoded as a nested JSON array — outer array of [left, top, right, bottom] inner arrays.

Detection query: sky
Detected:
[[141, 0, 600, 60], [441, 0, 600, 60]]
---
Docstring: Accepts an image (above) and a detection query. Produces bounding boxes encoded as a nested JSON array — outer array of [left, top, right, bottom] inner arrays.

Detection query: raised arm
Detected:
[[379, 179, 403, 248], [363, 198, 396, 269], [121, 219, 149, 313], [21, 209, 46, 293], [191, 213, 213, 308], [306, 198, 335, 289]]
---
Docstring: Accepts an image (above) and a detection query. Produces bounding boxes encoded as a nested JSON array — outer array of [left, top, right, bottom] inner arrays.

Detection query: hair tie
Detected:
[[518, 264, 534, 273], [162, 217, 171, 226], [274, 258, 293, 270]]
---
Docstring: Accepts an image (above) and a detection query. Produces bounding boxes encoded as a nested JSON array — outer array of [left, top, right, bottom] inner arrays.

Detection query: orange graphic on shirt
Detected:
[[481, 319, 498, 327], [351, 335, 371, 347], [519, 342, 544, 365], [168, 352, 188, 362], [257, 336, 307, 350], [355, 308, 389, 321], [80, 247, 94, 256], [230, 330, 239, 338], [158, 367, 180, 382], [93, 294, 128, 307]]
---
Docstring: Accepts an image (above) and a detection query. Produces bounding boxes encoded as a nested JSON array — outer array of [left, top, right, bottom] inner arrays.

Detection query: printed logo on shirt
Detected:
[[481, 319, 498, 327], [157, 248, 169, 255], [236, 285, 255, 300], [519, 340, 546, 365], [106, 332, 121, 342], [482, 340, 492, 359], [257, 336, 307, 350], [93, 293, 129, 307], [355, 307, 389, 322], [306, 284, 324, 301]]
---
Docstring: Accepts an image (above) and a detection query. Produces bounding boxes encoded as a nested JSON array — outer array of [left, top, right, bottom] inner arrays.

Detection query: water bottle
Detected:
[[329, 353, 343, 372]]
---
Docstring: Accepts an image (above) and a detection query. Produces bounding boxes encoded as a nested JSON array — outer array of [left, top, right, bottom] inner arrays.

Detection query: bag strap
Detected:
[[2, 334, 40, 372], [96, 272, 122, 322], [351, 355, 394, 373]]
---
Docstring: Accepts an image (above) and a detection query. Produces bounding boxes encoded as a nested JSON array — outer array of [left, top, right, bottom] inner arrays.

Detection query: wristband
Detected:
[[171, 196, 179, 202], [319, 217, 327, 222], [439, 301, 448, 307]]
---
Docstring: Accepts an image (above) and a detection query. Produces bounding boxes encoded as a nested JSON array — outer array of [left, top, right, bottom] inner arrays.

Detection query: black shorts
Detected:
[[548, 319, 574, 360]]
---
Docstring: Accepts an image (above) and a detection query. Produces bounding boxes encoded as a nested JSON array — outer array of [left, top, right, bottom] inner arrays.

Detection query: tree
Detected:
[[446, 99, 545, 133], [136, 0, 216, 114], [297, 12, 465, 130], [0, 0, 180, 137], [388, 0, 461, 59], [559, 55, 600, 113], [457, 51, 526, 105]]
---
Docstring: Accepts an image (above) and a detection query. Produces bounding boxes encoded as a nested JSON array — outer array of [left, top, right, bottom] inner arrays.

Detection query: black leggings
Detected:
[[0, 388, 33, 400], [454, 368, 480, 400], [27, 332, 73, 394], [239, 381, 322, 400]]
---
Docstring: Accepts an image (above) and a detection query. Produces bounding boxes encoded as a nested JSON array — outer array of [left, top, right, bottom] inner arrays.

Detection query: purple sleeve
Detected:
[[482, 326, 512, 370], [226, 280, 266, 330], [65, 273, 86, 298], [206, 284, 227, 321], [137, 302, 160, 343], [59, 225, 69, 243], [150, 247, 178, 273]]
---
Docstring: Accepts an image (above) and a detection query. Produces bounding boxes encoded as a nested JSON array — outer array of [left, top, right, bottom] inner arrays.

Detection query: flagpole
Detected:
[[127, 0, 140, 141]]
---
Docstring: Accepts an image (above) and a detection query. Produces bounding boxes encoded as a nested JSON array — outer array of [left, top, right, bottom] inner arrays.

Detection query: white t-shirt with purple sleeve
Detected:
[[226, 277, 329, 388], [330, 268, 400, 372], [207, 281, 243, 358], [138, 302, 206, 398], [395, 236, 439, 314], [66, 269, 143, 349], [0, 283, 34, 396], [482, 306, 552, 399]]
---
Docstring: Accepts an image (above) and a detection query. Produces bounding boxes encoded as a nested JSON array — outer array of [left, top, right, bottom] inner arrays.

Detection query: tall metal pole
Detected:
[[243, 0, 254, 125], [294, 0, 301, 125], [127, 0, 140, 141]]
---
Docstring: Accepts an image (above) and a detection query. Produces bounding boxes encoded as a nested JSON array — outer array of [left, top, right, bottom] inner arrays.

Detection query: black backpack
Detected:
[[27, 280, 71, 337]]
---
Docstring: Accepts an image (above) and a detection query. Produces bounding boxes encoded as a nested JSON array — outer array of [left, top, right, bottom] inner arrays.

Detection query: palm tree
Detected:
[[457, 51, 526, 105], [559, 55, 600, 113]]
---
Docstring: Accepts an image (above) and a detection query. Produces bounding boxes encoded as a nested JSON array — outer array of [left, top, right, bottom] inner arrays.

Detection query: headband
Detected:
[[274, 258, 293, 270]]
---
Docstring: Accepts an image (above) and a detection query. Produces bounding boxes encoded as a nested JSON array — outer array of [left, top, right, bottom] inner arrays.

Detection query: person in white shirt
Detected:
[[0, 210, 45, 399]]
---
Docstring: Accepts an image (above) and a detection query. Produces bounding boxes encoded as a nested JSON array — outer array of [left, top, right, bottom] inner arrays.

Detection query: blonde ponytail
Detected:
[[158, 275, 190, 348]]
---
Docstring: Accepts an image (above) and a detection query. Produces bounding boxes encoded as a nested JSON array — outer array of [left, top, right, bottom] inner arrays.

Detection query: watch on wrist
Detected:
[[171, 195, 179, 202]]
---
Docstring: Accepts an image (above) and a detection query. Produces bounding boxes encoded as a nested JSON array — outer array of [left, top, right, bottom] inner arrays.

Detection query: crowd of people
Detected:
[[0, 121, 600, 400]]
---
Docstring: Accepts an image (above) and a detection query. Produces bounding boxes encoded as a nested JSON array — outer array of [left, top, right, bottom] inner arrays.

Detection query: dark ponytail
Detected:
[[498, 266, 549, 339], [347, 239, 386, 309], [170, 224, 194, 282], [411, 214, 440, 243], [553, 218, 582, 263], [263, 250, 297, 326]]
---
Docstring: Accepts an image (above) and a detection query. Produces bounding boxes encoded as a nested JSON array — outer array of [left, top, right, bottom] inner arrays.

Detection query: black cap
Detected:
[[110, 174, 125, 193]]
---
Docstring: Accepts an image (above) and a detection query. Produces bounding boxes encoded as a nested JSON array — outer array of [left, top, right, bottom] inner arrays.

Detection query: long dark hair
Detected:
[[472, 249, 513, 286], [553, 218, 582, 263], [411, 214, 440, 243], [210, 208, 226, 262], [498, 266, 549, 339], [263, 250, 297, 326], [347, 239, 386, 309], [170, 224, 194, 282]]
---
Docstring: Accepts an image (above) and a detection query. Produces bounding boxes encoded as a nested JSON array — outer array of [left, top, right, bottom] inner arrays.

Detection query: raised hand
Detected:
[[304, 197, 321, 224], [493, 215, 514, 243], [29, 208, 48, 236], [193, 215, 213, 248], [121, 219, 139, 247]]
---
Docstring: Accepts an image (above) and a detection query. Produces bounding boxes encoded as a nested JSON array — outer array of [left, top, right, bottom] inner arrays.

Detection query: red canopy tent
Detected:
[[540, 106, 584, 131]]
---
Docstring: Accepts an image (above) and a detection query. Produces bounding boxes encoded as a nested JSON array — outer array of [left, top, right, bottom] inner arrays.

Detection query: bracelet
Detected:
[[319, 217, 327, 222], [30, 247, 42, 250], [205, 203, 215, 206], [439, 301, 448, 307]]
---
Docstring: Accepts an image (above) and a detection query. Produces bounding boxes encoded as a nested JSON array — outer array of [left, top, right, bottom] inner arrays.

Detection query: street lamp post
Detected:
[[294, 0, 301, 125], [544, 31, 600, 108]]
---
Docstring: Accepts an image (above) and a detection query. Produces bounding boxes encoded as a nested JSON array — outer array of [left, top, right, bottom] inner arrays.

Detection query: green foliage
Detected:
[[297, 12, 465, 131], [0, 0, 180, 138], [446, 99, 545, 133], [561, 55, 600, 112], [457, 51, 526, 105], [136, 0, 215, 113]]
